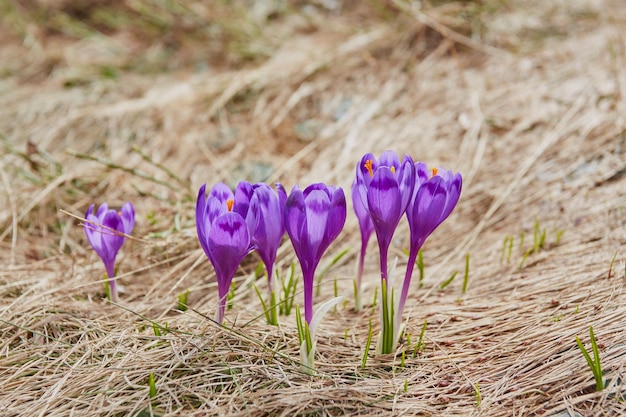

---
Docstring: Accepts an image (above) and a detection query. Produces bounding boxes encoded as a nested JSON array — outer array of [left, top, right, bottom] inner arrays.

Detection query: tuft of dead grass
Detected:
[[1, 0, 626, 415]]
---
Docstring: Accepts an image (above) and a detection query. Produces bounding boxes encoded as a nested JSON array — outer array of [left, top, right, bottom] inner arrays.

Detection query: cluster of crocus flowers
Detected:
[[353, 151, 461, 353], [83, 149, 459, 372], [196, 182, 287, 324], [84, 202, 135, 302]]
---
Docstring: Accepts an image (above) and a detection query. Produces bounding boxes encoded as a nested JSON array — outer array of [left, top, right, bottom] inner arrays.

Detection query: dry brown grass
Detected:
[[1, 0, 626, 416]]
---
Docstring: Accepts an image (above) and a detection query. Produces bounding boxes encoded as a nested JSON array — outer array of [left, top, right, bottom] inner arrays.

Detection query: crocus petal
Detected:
[[378, 150, 401, 171], [367, 167, 403, 249], [276, 183, 287, 209], [323, 187, 346, 256], [397, 157, 416, 212], [441, 173, 462, 220], [120, 202, 135, 234], [303, 188, 331, 265], [234, 181, 254, 218], [285, 187, 306, 254], [351, 179, 374, 239], [196, 184, 211, 258], [208, 212, 251, 298], [96, 203, 108, 219], [209, 182, 234, 202], [250, 183, 285, 276], [356, 153, 377, 187], [413, 178, 449, 239]]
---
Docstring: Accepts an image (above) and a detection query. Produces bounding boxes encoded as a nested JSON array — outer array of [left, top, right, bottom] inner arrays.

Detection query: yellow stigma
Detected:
[[390, 166, 396, 174], [364, 159, 374, 178], [431, 167, 438, 177], [226, 199, 234, 212]]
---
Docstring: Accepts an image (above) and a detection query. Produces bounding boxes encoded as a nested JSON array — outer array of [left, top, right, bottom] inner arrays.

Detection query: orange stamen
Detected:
[[364, 159, 374, 178], [226, 199, 234, 212], [390, 166, 396, 174], [431, 167, 438, 177]]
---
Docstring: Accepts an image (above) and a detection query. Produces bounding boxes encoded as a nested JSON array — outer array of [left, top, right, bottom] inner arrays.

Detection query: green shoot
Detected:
[[177, 290, 189, 311], [227, 281, 236, 310], [254, 262, 265, 279], [575, 325, 604, 391], [554, 229, 565, 245], [333, 276, 339, 313], [608, 251, 618, 279], [508, 236, 514, 262], [148, 372, 157, 399], [253, 284, 278, 325], [103, 274, 111, 301], [416, 249, 424, 287], [370, 285, 379, 315], [152, 322, 162, 337], [533, 218, 547, 253], [146, 210, 158, 226], [361, 319, 373, 369], [474, 383, 481, 407], [462, 253, 470, 294], [280, 263, 298, 316], [295, 306, 312, 353], [353, 279, 360, 311], [400, 351, 406, 367], [405, 332, 411, 347], [414, 319, 427, 356], [518, 247, 533, 269], [378, 279, 396, 354], [344, 329, 349, 341], [440, 271, 458, 289], [403, 378, 409, 393], [519, 230, 525, 251], [501, 236, 509, 263]]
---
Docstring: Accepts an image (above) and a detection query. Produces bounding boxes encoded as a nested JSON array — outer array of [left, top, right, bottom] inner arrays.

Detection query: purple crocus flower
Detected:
[[248, 183, 287, 286], [351, 177, 374, 304], [85, 202, 135, 302], [196, 183, 253, 324], [398, 163, 462, 325], [284, 183, 346, 324], [357, 151, 415, 282]]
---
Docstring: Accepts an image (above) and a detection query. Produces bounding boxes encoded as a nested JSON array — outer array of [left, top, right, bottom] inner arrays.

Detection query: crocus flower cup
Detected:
[[357, 151, 415, 282], [85, 202, 135, 302], [284, 183, 346, 324], [399, 164, 462, 327], [196, 183, 253, 324], [248, 183, 287, 286]]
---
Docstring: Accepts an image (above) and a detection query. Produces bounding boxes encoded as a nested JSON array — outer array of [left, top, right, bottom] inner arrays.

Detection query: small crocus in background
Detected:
[[398, 163, 462, 333], [196, 183, 253, 324], [284, 182, 346, 373], [84, 202, 135, 302]]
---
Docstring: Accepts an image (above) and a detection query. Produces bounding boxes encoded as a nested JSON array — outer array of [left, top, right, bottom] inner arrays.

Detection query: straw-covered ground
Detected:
[[1, 0, 625, 416]]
